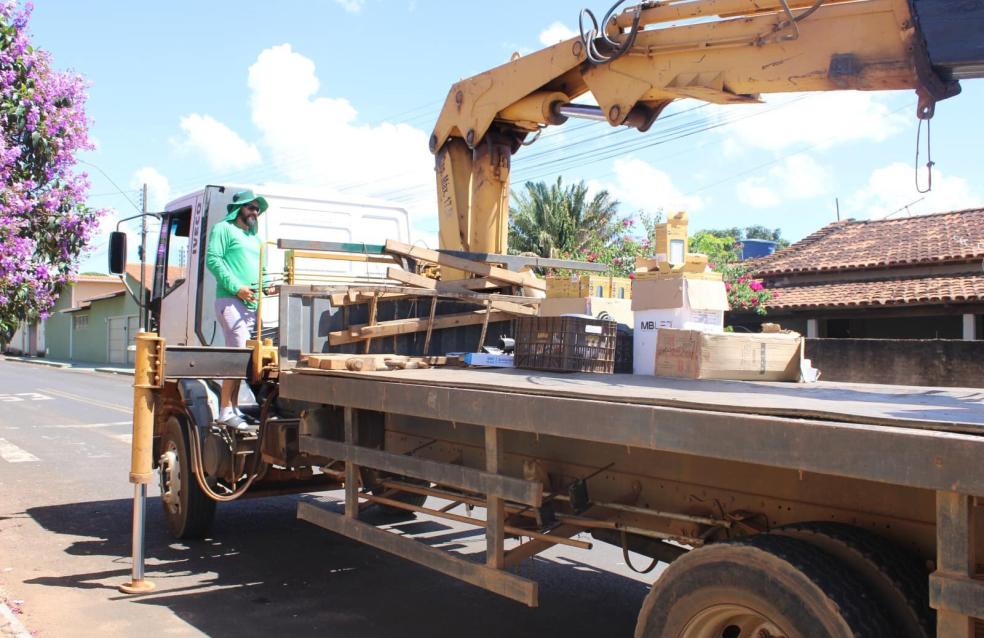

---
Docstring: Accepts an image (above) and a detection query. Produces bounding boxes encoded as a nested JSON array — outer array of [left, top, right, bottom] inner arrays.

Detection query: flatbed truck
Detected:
[[111, 0, 984, 634]]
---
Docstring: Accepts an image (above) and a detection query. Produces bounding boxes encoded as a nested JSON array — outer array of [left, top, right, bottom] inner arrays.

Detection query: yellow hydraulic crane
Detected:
[[430, 0, 974, 256]]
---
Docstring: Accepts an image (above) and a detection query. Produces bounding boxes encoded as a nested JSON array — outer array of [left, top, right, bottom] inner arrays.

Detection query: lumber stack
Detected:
[[300, 354, 453, 372], [316, 242, 544, 347]]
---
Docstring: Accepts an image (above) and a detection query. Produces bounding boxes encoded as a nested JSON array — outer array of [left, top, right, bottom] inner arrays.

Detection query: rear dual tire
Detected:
[[635, 533, 901, 638]]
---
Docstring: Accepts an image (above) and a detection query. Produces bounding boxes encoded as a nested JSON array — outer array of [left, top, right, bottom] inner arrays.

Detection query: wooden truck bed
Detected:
[[287, 366, 984, 434], [278, 366, 984, 631]]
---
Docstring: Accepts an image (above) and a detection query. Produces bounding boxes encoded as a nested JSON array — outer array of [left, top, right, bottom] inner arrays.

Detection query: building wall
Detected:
[[65, 294, 139, 363], [43, 279, 125, 360], [44, 294, 75, 360], [805, 338, 984, 387]]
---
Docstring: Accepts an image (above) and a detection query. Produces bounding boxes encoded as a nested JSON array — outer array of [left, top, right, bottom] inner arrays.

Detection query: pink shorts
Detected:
[[215, 297, 256, 347]]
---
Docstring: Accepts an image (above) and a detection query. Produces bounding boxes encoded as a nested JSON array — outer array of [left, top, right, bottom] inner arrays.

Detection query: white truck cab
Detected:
[[150, 185, 411, 347]]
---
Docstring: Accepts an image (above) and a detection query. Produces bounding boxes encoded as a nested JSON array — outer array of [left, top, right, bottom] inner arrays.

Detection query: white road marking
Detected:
[[40, 421, 132, 429], [0, 392, 52, 402], [38, 387, 131, 414], [0, 437, 39, 463], [108, 433, 132, 445]]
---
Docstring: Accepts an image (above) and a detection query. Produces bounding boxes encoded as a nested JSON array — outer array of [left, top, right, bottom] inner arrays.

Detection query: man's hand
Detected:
[[236, 286, 255, 303]]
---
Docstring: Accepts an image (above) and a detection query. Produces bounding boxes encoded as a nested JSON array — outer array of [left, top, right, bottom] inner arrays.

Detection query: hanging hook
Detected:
[[914, 117, 934, 194]]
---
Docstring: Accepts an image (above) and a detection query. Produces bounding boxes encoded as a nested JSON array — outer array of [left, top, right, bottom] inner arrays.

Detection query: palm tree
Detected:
[[508, 177, 620, 258]]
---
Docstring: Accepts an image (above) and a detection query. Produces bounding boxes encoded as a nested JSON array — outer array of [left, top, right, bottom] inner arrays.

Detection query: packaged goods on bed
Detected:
[[631, 275, 728, 375], [654, 328, 804, 382], [514, 316, 617, 374]]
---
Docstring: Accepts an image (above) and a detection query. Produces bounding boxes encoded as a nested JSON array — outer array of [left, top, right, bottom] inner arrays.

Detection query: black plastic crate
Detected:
[[515, 316, 617, 374], [615, 327, 633, 374]]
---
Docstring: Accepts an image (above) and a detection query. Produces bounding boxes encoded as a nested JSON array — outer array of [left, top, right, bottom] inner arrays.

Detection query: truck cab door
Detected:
[[152, 206, 193, 345]]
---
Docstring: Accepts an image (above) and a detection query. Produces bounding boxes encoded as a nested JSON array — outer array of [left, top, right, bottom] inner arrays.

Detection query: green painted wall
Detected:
[[45, 293, 74, 360], [45, 274, 144, 364]]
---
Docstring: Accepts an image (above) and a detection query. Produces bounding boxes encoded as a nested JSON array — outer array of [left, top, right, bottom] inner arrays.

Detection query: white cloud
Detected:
[[129, 166, 171, 211], [736, 181, 780, 208], [247, 44, 435, 228], [736, 154, 832, 208], [591, 157, 703, 214], [716, 91, 910, 153], [539, 22, 577, 45], [335, 0, 366, 13], [846, 162, 981, 219], [175, 114, 262, 172]]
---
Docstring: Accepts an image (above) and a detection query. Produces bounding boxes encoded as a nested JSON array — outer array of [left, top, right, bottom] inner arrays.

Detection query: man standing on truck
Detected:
[[205, 189, 268, 429]]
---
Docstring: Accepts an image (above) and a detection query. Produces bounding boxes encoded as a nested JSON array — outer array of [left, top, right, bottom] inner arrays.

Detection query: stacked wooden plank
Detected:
[[319, 241, 543, 348], [300, 354, 451, 372]]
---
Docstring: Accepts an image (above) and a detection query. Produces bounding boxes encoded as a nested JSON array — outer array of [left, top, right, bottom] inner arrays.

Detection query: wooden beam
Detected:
[[503, 524, 586, 568], [385, 268, 513, 297], [323, 284, 540, 305], [485, 426, 505, 569], [297, 502, 539, 607], [299, 435, 542, 506], [386, 267, 440, 289], [328, 310, 510, 345], [291, 249, 397, 265], [361, 494, 591, 550], [344, 407, 358, 519], [441, 278, 502, 292], [931, 491, 978, 638], [385, 240, 546, 291]]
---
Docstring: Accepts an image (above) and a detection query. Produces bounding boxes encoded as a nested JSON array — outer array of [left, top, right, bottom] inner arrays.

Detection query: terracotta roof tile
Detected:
[[124, 263, 184, 291], [767, 273, 984, 310], [754, 208, 984, 276]]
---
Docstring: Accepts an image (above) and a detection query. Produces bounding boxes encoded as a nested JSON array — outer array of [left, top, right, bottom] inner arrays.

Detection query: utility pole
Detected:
[[140, 183, 148, 330], [835, 197, 840, 221]]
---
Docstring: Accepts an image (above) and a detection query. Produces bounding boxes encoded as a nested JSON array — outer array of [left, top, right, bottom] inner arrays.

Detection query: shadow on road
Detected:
[[24, 494, 650, 637]]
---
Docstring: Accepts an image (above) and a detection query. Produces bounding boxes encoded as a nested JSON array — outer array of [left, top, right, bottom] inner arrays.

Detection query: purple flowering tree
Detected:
[[0, 1, 102, 340]]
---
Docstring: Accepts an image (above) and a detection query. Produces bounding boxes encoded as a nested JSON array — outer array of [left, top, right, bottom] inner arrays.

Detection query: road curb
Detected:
[[94, 367, 135, 377], [2, 356, 71, 369], [0, 594, 30, 638]]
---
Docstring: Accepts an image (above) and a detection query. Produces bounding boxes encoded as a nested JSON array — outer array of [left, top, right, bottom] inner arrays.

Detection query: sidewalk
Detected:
[[0, 591, 30, 638], [0, 354, 134, 376]]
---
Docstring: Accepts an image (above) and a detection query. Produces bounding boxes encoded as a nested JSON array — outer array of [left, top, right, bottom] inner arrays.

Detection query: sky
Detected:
[[27, 1, 984, 273]]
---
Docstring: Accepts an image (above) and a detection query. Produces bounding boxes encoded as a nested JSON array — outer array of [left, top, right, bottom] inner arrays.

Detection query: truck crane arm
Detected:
[[430, 0, 982, 256]]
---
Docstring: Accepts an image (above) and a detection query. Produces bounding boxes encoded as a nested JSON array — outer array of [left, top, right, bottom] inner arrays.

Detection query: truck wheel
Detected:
[[634, 535, 892, 638], [772, 522, 933, 638], [159, 416, 216, 539]]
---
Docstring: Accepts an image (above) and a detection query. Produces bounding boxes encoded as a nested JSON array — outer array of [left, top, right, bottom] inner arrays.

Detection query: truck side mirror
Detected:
[[108, 231, 127, 275]]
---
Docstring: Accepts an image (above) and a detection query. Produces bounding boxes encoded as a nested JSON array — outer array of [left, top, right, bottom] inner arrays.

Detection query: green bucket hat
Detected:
[[224, 189, 269, 222]]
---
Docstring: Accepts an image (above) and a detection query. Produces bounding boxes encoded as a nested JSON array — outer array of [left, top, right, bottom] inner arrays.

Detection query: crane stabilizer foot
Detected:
[[118, 579, 156, 595]]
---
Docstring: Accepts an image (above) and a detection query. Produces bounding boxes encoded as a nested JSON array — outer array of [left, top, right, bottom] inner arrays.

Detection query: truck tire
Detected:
[[772, 522, 933, 638], [634, 535, 892, 638], [159, 416, 216, 539]]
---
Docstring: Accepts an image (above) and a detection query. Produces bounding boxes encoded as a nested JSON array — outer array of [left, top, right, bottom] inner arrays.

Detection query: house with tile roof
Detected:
[[6, 263, 184, 364], [741, 208, 984, 340]]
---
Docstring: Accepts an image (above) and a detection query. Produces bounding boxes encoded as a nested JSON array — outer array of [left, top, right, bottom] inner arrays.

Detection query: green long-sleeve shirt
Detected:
[[205, 220, 262, 310]]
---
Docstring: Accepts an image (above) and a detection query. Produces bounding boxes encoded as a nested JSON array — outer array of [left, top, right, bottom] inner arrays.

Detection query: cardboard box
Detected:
[[654, 212, 689, 265], [463, 353, 514, 368], [633, 308, 724, 375], [539, 297, 633, 326], [545, 274, 632, 300], [655, 329, 803, 381], [631, 277, 728, 375], [631, 276, 728, 312]]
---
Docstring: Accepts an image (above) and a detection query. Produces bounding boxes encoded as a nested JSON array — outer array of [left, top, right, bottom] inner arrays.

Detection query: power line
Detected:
[[78, 160, 143, 213]]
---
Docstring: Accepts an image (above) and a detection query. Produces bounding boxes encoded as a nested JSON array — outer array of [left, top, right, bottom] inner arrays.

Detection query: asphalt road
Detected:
[[0, 359, 660, 637]]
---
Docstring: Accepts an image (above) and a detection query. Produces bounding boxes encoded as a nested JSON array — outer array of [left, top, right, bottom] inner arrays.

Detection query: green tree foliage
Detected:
[[687, 226, 783, 315], [1, 3, 102, 339], [508, 177, 620, 259]]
